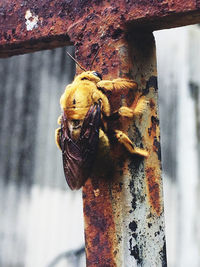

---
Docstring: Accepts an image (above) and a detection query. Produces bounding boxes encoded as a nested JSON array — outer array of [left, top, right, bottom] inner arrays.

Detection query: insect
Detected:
[[55, 53, 148, 190]]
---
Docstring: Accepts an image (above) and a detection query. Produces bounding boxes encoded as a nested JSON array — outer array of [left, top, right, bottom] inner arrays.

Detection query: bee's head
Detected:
[[75, 71, 102, 83]]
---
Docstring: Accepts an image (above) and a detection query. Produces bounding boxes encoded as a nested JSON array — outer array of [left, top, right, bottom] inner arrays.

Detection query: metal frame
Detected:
[[1, 1, 200, 266]]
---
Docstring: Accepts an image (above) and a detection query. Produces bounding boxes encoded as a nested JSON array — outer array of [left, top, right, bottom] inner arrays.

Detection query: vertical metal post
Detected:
[[78, 30, 167, 266]]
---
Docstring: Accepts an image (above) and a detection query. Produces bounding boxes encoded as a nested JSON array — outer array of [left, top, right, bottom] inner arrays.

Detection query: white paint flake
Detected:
[[25, 9, 39, 31]]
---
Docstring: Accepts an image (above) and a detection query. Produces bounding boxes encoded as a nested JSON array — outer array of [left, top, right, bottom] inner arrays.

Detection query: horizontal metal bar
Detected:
[[1, 0, 200, 57]]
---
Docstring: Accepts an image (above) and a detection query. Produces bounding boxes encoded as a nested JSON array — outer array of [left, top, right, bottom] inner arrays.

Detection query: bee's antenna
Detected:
[[90, 47, 101, 70], [66, 52, 87, 72]]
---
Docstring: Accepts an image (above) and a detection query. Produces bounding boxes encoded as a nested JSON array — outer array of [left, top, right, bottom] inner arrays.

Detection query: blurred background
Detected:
[[0, 24, 199, 267]]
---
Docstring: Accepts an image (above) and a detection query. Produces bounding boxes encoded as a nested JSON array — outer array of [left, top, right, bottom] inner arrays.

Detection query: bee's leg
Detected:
[[55, 128, 62, 150], [114, 130, 149, 157], [118, 97, 148, 118], [99, 129, 109, 149], [97, 79, 137, 92]]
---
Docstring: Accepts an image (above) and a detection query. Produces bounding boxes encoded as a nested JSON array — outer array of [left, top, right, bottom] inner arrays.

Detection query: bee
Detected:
[[55, 53, 148, 190]]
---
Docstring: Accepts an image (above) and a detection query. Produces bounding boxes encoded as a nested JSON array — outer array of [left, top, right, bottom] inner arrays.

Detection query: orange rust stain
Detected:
[[146, 167, 161, 216], [144, 95, 163, 216], [83, 178, 118, 266]]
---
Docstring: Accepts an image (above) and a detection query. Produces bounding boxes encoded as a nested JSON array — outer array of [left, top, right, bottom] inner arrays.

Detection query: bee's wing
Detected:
[[61, 128, 83, 190], [80, 103, 101, 164], [60, 103, 101, 190]]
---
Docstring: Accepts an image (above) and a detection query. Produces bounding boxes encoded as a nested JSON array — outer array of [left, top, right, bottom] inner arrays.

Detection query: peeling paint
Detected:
[[25, 10, 39, 31]]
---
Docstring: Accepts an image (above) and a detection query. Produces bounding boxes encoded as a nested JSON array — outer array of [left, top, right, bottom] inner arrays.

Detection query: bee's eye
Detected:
[[92, 72, 102, 80]]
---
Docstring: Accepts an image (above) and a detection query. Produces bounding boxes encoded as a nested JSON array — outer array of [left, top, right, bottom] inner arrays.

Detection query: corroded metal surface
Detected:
[[83, 181, 119, 266], [81, 31, 167, 266], [1, 0, 200, 57]]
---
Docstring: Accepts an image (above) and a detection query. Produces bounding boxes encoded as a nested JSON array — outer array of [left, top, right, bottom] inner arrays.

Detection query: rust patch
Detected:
[[83, 178, 118, 267], [146, 167, 161, 216]]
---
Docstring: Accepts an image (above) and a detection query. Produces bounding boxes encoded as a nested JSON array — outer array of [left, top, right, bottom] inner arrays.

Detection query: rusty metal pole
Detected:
[[74, 30, 167, 266]]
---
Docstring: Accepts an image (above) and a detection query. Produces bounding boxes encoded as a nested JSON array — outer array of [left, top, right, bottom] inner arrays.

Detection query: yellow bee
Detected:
[[55, 60, 148, 190]]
